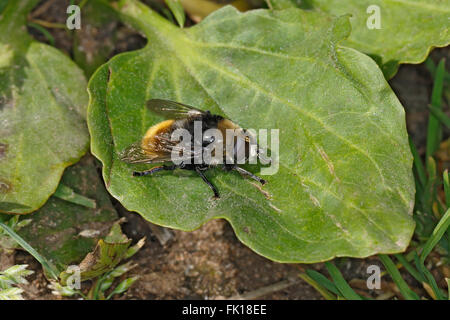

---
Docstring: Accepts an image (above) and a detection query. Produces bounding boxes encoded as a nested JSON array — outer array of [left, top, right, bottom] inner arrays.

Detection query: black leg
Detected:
[[195, 167, 220, 198], [233, 166, 266, 185], [133, 165, 177, 177]]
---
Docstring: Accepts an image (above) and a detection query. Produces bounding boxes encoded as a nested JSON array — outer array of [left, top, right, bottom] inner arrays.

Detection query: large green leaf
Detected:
[[0, 0, 89, 214], [88, 0, 415, 263], [273, 0, 450, 78]]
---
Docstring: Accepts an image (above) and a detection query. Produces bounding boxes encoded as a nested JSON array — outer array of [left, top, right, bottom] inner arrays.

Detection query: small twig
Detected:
[[147, 223, 174, 246], [375, 291, 396, 300], [29, 0, 57, 18], [228, 279, 298, 300], [28, 18, 66, 29]]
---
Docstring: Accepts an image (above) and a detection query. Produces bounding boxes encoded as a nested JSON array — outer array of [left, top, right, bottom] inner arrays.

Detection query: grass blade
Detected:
[[422, 268, 446, 300], [165, 0, 185, 28], [394, 254, 425, 283], [443, 170, 450, 207], [446, 278, 450, 300], [324, 262, 362, 300], [423, 156, 437, 213], [425, 58, 450, 85], [413, 252, 446, 300], [420, 208, 450, 264], [378, 254, 419, 300], [0, 222, 59, 280], [305, 269, 341, 296], [298, 273, 336, 300], [425, 59, 445, 160], [414, 207, 450, 300], [425, 57, 436, 75], [409, 137, 426, 188], [53, 183, 96, 209], [27, 22, 55, 46], [428, 104, 450, 129]]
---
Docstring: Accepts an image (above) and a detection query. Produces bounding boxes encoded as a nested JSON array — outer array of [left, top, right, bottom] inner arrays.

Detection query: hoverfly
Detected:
[[120, 99, 267, 198]]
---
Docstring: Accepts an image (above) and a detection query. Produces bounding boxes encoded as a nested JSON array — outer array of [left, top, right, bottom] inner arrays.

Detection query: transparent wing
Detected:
[[120, 133, 202, 164], [119, 143, 170, 164], [146, 99, 206, 119]]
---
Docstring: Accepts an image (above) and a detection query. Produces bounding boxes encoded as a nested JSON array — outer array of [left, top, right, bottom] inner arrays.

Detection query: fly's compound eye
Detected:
[[203, 135, 215, 144]]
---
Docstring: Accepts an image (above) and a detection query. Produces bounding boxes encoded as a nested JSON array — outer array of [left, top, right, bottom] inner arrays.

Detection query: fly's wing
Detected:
[[147, 99, 206, 119], [120, 133, 201, 164], [119, 143, 167, 164], [122, 99, 207, 164]]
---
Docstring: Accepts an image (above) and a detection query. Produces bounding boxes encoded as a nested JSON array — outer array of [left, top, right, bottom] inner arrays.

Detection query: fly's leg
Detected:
[[195, 166, 220, 199], [233, 166, 266, 185], [133, 165, 178, 177]]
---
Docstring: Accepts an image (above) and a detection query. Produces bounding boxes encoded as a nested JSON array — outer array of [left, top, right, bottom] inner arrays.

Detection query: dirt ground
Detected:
[[1, 0, 448, 300]]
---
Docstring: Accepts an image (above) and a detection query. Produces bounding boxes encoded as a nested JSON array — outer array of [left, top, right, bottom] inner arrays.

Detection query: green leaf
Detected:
[[99, 276, 115, 293], [0, 264, 33, 290], [420, 208, 450, 265], [425, 58, 450, 83], [109, 261, 138, 278], [124, 237, 145, 259], [379, 254, 420, 300], [305, 269, 341, 296], [100, 261, 138, 292], [106, 276, 138, 299], [165, 0, 185, 27], [60, 221, 132, 284], [0, 215, 31, 251], [443, 170, 450, 208], [0, 222, 59, 280], [426, 59, 446, 160], [53, 183, 97, 209], [88, 0, 415, 263], [428, 104, 450, 129], [48, 281, 79, 297], [413, 251, 446, 300], [409, 138, 426, 189], [0, 264, 34, 285], [280, 0, 450, 78], [393, 254, 424, 283], [324, 261, 362, 300], [446, 278, 450, 300], [0, 287, 25, 300], [17, 156, 118, 272], [298, 272, 337, 300], [422, 156, 437, 213], [0, 0, 89, 214], [27, 22, 55, 46]]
